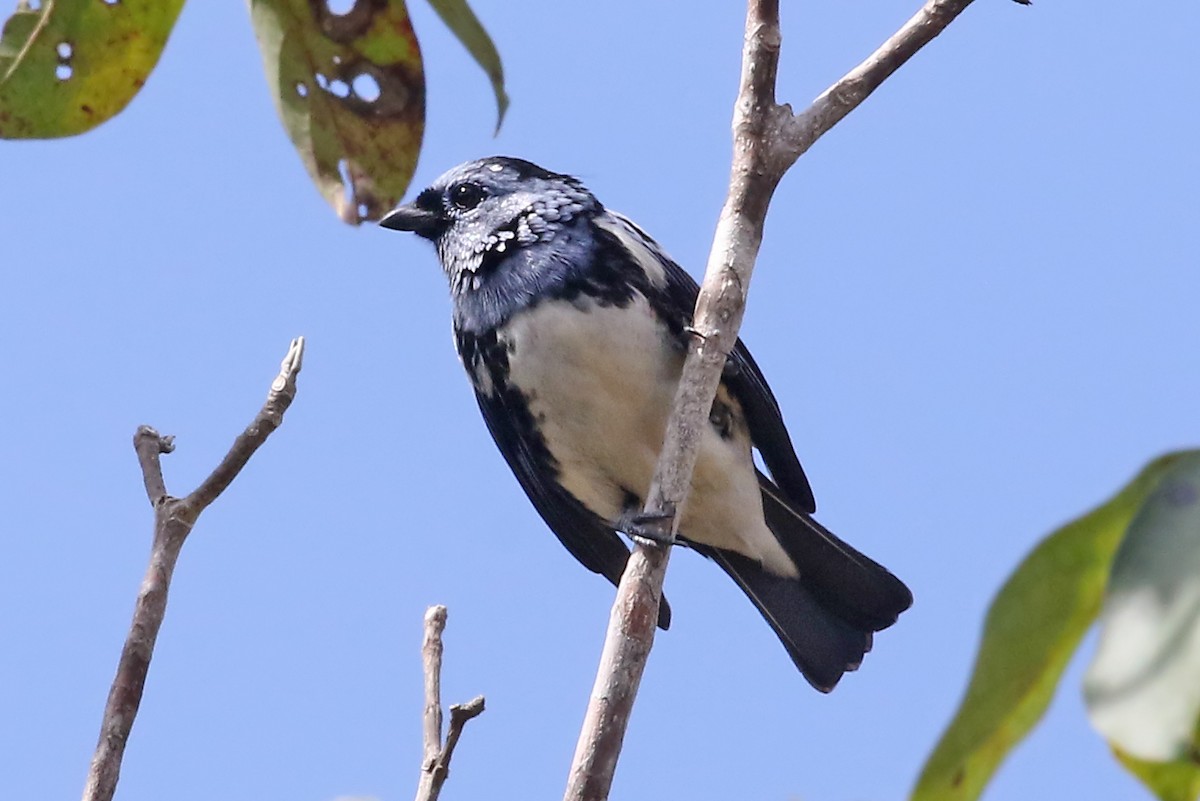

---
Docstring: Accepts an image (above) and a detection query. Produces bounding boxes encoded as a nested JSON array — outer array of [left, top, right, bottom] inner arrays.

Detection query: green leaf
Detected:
[[249, 0, 426, 224], [0, 0, 185, 139], [911, 452, 1194, 801], [1085, 453, 1200, 800], [426, 0, 507, 131]]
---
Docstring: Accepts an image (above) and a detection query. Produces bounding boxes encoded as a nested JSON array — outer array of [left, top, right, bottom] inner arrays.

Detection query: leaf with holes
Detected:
[[0, 0, 185, 138], [250, 0, 428, 225], [426, 0, 506, 131], [1084, 453, 1200, 801], [911, 452, 1194, 801]]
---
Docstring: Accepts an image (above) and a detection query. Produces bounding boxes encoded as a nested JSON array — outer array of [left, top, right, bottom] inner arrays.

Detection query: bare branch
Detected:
[[189, 336, 305, 512], [414, 607, 485, 801], [82, 338, 306, 801], [132, 426, 174, 506], [80, 491, 189, 801], [565, 0, 993, 797], [440, 696, 486, 772], [781, 0, 980, 167], [420, 606, 447, 779]]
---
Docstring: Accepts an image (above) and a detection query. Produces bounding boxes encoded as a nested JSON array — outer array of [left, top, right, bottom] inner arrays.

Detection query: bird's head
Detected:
[[380, 157, 598, 298]]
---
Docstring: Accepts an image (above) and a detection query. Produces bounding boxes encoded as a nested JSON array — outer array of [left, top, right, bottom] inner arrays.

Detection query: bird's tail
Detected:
[[695, 478, 912, 692], [759, 477, 913, 633]]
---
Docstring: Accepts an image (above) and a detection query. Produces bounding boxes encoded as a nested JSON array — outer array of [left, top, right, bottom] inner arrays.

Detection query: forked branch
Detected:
[[414, 605, 486, 801], [81, 337, 305, 801], [564, 1, 991, 799]]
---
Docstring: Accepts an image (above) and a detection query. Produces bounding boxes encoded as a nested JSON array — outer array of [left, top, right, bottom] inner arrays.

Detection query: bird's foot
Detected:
[[625, 511, 676, 548]]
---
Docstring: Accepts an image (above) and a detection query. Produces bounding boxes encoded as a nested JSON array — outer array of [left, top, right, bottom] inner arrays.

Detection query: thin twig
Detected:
[[414, 607, 485, 801], [82, 337, 306, 801], [189, 337, 305, 511], [564, 0, 990, 798], [132, 426, 174, 505], [781, 0, 981, 168], [441, 696, 486, 771]]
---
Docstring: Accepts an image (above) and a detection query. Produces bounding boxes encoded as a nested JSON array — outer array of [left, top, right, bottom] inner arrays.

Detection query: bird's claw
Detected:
[[626, 511, 676, 547]]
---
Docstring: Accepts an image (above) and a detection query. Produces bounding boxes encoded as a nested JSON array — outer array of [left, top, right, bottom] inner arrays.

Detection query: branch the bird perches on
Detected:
[[563, 1, 989, 798]]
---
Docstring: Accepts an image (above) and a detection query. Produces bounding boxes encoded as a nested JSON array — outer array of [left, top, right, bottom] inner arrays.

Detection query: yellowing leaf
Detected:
[[911, 452, 1193, 801], [0, 0, 185, 139], [249, 0, 426, 224]]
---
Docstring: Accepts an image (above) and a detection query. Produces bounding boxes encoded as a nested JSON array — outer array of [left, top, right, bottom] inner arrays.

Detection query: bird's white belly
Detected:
[[502, 296, 673, 518], [501, 295, 795, 576]]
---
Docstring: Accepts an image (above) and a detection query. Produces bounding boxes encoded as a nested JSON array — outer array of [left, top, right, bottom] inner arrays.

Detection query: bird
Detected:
[[380, 156, 912, 692]]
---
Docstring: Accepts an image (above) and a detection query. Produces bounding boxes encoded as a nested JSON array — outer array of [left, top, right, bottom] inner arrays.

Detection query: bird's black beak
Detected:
[[378, 203, 445, 240]]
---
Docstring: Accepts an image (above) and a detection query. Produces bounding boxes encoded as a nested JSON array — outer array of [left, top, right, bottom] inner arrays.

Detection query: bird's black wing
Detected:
[[602, 212, 817, 513], [724, 338, 816, 512], [460, 327, 672, 629]]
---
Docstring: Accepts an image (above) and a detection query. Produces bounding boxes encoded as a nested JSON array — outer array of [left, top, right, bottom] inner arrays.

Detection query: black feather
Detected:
[[758, 473, 912, 631], [682, 477, 910, 691], [604, 212, 818, 511], [455, 327, 672, 630], [686, 544, 872, 693]]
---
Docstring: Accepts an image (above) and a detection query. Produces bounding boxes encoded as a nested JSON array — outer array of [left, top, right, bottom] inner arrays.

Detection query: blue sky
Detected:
[[3, 1, 1198, 800]]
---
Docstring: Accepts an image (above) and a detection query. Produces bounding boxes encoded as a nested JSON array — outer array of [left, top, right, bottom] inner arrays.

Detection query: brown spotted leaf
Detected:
[[0, 0, 185, 139], [249, 0, 426, 225]]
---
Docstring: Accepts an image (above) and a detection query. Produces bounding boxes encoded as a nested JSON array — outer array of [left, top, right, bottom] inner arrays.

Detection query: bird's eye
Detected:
[[450, 182, 487, 211]]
